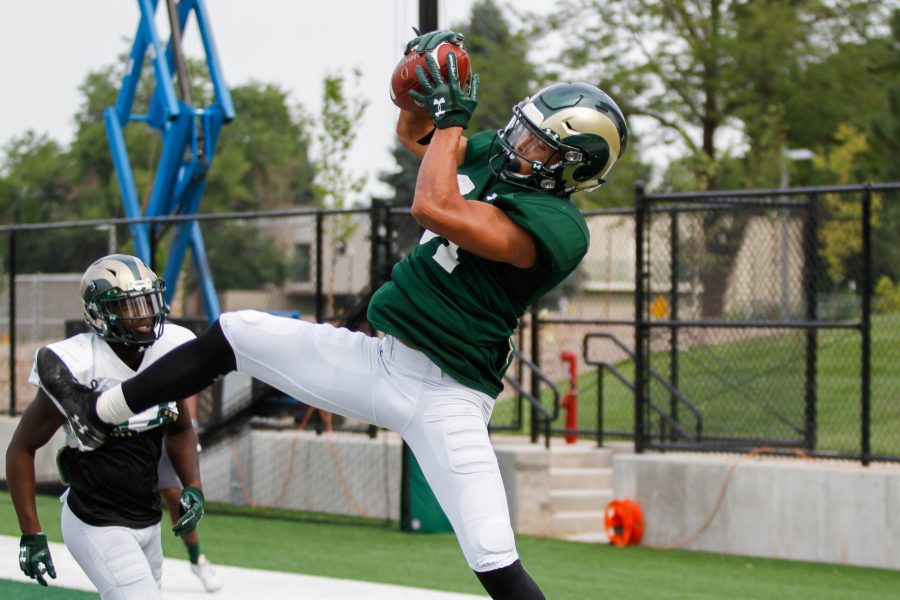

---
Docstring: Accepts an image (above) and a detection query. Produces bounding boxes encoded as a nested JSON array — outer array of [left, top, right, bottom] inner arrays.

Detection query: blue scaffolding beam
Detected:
[[105, 0, 235, 321]]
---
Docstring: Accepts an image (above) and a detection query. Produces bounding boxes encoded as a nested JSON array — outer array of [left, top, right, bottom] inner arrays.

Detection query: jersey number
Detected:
[[421, 230, 460, 273]]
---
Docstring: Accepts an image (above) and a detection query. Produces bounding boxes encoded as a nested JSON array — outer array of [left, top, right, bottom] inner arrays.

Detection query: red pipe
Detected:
[[560, 351, 578, 444]]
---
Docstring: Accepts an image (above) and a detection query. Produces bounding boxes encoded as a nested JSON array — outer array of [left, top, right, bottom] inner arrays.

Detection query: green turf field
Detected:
[[2, 494, 898, 599]]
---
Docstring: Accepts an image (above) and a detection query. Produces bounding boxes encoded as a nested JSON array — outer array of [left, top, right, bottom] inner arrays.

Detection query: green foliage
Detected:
[[0, 133, 75, 223], [458, 0, 542, 133], [875, 276, 900, 314], [310, 70, 368, 210], [814, 125, 881, 284], [548, 0, 896, 190], [0, 52, 317, 288], [209, 84, 315, 211], [204, 223, 288, 289], [869, 9, 900, 181]]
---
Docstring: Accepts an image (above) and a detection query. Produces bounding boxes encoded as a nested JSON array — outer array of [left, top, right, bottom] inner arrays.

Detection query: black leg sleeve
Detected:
[[475, 560, 546, 600], [122, 319, 237, 414]]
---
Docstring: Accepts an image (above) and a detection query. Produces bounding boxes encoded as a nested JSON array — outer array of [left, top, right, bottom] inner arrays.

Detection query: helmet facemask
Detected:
[[492, 104, 592, 194], [81, 255, 169, 347]]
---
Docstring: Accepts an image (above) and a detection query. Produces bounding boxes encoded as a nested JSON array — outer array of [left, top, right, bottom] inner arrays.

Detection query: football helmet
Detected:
[[490, 82, 628, 195], [80, 254, 168, 346]]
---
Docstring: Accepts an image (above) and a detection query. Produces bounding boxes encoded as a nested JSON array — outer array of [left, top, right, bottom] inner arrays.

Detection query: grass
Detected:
[[549, 313, 900, 456], [2, 494, 899, 599]]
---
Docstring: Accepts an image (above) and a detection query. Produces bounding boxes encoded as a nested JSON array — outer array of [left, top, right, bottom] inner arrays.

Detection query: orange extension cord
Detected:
[[607, 446, 815, 550]]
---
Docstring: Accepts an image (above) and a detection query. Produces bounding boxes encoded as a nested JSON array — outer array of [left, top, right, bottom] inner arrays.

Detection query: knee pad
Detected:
[[468, 517, 516, 571]]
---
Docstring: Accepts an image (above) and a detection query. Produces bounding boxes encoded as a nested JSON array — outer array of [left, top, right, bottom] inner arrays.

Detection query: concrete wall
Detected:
[[614, 453, 900, 570], [495, 444, 552, 536], [200, 428, 403, 521], [198, 429, 554, 534]]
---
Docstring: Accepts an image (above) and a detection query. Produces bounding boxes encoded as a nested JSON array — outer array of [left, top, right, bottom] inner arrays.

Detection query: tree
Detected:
[[0, 133, 109, 273], [870, 9, 900, 181], [547, 0, 895, 315], [208, 83, 315, 212], [308, 70, 369, 316], [548, 0, 895, 189], [0, 54, 318, 290], [461, 0, 542, 133]]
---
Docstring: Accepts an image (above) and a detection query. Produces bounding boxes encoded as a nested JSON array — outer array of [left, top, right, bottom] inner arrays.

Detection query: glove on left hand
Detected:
[[403, 28, 465, 55], [408, 51, 479, 130], [173, 486, 205, 537], [19, 533, 57, 586]]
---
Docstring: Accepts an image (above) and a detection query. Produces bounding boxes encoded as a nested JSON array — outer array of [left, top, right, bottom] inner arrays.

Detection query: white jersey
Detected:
[[30, 323, 196, 435]]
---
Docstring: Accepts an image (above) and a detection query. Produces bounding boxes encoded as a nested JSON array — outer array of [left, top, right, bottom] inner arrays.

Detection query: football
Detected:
[[390, 41, 471, 113]]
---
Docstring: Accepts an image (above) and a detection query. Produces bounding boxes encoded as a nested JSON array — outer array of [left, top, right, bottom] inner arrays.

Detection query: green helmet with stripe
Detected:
[[80, 254, 169, 346], [491, 82, 628, 195]]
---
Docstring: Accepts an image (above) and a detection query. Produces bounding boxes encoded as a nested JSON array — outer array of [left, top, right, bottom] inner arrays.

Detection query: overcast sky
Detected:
[[0, 0, 559, 201]]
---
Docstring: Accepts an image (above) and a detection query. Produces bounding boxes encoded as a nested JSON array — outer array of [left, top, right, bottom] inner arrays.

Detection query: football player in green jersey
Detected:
[[46, 30, 627, 600]]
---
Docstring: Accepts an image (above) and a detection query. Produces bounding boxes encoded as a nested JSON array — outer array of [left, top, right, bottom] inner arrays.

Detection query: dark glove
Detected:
[[404, 28, 465, 55], [408, 51, 479, 130], [173, 486, 204, 537], [19, 533, 56, 586]]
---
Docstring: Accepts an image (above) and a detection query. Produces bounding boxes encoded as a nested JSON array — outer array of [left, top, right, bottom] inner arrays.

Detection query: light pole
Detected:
[[779, 148, 815, 317]]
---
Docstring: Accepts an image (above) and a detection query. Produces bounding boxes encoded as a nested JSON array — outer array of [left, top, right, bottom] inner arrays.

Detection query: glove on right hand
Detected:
[[408, 51, 480, 130], [19, 533, 57, 586], [173, 486, 205, 537]]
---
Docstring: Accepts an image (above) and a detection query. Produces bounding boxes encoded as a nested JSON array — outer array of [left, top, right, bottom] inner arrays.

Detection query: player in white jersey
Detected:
[[6, 255, 206, 598]]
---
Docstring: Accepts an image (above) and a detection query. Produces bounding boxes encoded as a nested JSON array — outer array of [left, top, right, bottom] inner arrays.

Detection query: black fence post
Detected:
[[8, 231, 16, 416], [369, 201, 381, 298], [516, 323, 525, 431], [861, 185, 872, 466], [530, 307, 541, 445], [418, 0, 438, 33], [803, 194, 819, 451], [634, 182, 647, 453], [668, 209, 679, 441], [596, 367, 604, 448], [315, 211, 324, 324]]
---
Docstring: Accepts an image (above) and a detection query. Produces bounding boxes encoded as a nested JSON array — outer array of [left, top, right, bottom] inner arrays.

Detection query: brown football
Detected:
[[390, 41, 471, 113]]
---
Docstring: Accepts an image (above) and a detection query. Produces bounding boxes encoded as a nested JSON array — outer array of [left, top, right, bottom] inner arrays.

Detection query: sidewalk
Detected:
[[0, 535, 484, 599]]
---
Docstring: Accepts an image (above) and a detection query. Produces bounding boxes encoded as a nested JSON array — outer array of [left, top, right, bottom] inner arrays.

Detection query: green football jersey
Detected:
[[368, 131, 590, 397]]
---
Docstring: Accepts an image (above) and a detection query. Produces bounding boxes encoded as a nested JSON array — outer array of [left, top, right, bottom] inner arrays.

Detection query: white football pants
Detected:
[[61, 495, 163, 599], [220, 310, 519, 572]]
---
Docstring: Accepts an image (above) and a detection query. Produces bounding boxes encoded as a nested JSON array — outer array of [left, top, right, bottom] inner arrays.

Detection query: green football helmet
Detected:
[[490, 82, 628, 195], [80, 254, 169, 346]]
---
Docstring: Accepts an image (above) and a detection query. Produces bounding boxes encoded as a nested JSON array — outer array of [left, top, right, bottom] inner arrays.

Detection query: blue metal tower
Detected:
[[105, 0, 235, 321]]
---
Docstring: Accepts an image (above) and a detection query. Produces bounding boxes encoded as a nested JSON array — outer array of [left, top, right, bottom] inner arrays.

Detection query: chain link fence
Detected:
[[1, 182, 898, 507], [631, 183, 900, 463]]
